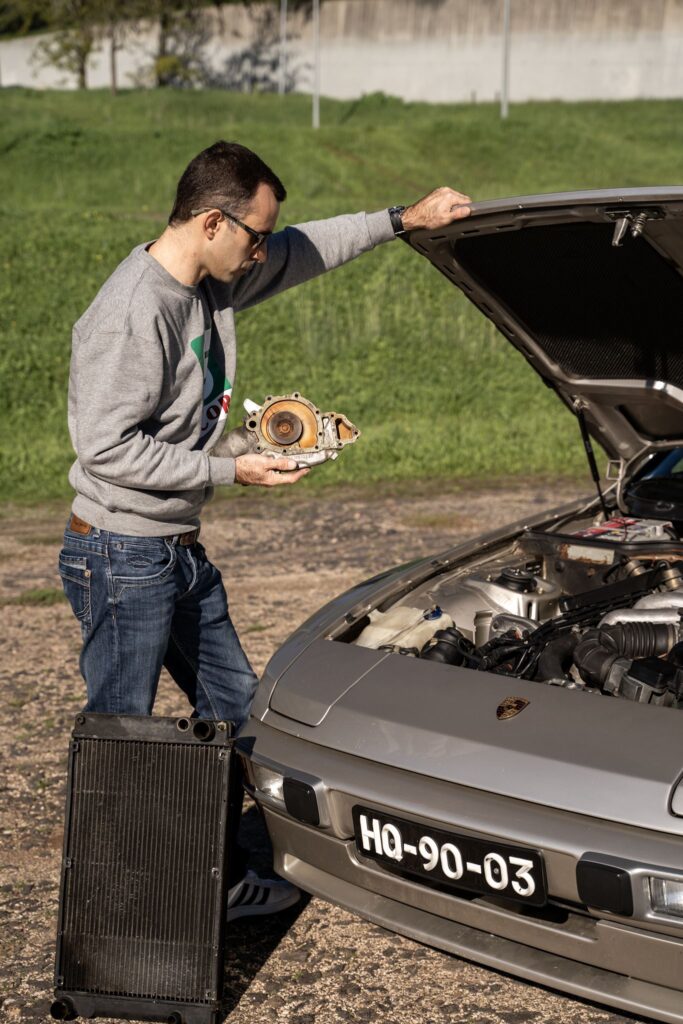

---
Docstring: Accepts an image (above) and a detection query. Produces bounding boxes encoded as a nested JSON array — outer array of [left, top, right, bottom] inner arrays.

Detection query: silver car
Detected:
[[238, 188, 683, 1023]]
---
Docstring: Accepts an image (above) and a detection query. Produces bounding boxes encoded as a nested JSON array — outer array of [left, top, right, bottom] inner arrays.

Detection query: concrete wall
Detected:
[[2, 0, 683, 101]]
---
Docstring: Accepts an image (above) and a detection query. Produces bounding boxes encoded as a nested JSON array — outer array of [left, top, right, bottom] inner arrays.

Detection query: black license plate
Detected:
[[353, 806, 547, 906]]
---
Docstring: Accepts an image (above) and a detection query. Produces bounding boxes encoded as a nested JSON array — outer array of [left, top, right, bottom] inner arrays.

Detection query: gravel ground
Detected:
[[0, 481, 651, 1024]]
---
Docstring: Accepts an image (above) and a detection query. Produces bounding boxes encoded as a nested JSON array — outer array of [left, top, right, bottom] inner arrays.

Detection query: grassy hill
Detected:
[[2, 88, 682, 502]]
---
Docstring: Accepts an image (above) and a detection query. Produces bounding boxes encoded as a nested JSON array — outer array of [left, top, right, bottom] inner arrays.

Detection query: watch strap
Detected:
[[388, 205, 407, 235]]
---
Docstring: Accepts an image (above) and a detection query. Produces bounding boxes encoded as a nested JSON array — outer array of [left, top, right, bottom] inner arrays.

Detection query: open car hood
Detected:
[[407, 187, 683, 504]]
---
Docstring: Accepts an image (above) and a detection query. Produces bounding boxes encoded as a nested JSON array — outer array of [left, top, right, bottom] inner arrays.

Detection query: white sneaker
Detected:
[[226, 870, 301, 921]]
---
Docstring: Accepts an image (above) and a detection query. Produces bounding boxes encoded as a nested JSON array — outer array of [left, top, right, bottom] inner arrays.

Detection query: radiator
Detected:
[[52, 714, 234, 1024]]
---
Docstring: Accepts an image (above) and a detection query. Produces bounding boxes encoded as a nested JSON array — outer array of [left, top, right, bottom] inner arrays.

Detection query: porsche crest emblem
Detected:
[[496, 697, 530, 720]]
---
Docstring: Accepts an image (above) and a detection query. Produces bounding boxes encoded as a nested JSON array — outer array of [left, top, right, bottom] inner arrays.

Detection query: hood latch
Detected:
[[607, 206, 665, 247]]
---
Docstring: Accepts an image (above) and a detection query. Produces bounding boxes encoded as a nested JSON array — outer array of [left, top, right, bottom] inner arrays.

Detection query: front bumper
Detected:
[[240, 718, 683, 1023]]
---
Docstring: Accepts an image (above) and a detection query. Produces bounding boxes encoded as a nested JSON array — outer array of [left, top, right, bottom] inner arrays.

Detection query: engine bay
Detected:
[[347, 512, 683, 708]]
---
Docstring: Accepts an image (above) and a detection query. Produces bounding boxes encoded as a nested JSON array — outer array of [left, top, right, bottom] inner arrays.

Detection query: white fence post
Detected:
[[501, 0, 511, 119], [312, 0, 321, 129], [279, 0, 288, 95]]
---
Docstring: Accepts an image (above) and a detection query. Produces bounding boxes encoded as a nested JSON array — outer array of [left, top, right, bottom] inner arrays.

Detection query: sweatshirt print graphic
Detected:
[[190, 325, 232, 440]]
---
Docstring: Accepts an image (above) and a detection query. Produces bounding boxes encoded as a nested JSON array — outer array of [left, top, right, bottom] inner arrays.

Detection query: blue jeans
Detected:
[[58, 523, 259, 731]]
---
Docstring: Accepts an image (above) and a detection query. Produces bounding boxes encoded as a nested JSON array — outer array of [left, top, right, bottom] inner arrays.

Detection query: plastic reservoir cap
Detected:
[[424, 606, 443, 620], [670, 774, 683, 817]]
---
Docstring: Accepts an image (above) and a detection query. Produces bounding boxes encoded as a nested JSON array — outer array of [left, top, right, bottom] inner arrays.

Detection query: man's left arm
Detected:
[[229, 186, 471, 312]]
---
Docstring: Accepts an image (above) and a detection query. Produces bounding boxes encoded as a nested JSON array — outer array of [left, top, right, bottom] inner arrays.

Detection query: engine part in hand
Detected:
[[212, 392, 360, 468]]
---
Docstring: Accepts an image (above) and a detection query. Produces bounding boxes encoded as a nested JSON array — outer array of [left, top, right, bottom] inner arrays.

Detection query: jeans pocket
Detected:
[[111, 539, 177, 589], [58, 553, 92, 631]]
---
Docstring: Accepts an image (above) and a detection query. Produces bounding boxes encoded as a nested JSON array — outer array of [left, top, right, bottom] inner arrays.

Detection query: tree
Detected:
[[122, 0, 213, 89], [30, 0, 142, 92], [146, 0, 311, 91], [99, 0, 140, 95], [153, 1, 208, 88], [199, 0, 313, 93], [19, 0, 318, 93], [33, 0, 99, 89], [0, 1, 47, 35]]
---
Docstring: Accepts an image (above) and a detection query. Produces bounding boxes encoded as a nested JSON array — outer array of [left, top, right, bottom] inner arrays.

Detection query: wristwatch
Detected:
[[388, 205, 407, 236]]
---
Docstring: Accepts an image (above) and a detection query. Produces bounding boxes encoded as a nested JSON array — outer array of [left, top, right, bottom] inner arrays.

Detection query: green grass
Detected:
[[0, 587, 67, 607], [2, 88, 683, 502]]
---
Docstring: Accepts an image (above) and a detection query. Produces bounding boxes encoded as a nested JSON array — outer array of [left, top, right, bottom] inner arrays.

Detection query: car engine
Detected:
[[351, 515, 683, 708]]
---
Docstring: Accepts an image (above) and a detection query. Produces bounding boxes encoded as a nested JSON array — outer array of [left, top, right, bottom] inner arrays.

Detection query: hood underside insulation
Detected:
[[454, 221, 683, 393]]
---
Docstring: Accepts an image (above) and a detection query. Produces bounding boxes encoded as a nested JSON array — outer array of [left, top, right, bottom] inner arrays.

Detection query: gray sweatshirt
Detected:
[[68, 209, 395, 536]]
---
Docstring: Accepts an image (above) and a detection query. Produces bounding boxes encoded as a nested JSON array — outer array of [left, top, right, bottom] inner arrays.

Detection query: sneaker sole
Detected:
[[227, 889, 301, 921]]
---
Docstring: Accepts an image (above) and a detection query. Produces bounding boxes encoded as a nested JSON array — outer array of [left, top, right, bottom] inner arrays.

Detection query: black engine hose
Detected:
[[420, 627, 469, 666], [574, 621, 677, 689], [534, 631, 580, 682], [478, 640, 527, 672]]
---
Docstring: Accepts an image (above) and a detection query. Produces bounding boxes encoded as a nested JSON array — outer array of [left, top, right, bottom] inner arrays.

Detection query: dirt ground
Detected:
[[0, 482, 650, 1024]]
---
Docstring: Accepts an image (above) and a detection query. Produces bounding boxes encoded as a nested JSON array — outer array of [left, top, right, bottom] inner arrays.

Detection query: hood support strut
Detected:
[[576, 407, 610, 520]]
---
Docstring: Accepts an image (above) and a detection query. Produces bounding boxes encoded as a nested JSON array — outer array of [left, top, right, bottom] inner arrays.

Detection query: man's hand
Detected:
[[235, 453, 309, 487], [401, 187, 472, 232]]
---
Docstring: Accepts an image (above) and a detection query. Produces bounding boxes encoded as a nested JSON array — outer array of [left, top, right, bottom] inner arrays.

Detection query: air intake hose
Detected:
[[534, 631, 580, 682], [420, 627, 469, 666], [574, 622, 678, 689]]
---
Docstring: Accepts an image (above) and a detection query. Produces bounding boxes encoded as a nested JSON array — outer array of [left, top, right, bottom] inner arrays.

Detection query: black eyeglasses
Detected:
[[191, 207, 270, 249]]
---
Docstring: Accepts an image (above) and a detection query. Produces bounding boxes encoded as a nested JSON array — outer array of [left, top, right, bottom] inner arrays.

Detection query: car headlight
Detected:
[[649, 877, 683, 919], [246, 756, 331, 827], [252, 764, 285, 803]]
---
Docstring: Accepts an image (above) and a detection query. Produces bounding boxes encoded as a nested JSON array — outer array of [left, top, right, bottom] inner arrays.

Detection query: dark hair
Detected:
[[169, 140, 286, 225]]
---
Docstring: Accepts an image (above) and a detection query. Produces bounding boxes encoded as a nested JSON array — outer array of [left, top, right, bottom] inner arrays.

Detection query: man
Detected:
[[59, 140, 471, 918]]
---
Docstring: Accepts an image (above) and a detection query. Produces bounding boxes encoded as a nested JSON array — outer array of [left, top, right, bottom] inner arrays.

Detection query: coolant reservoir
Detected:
[[355, 605, 454, 652]]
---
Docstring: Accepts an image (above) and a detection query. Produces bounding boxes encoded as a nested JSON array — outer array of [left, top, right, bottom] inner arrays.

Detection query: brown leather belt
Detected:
[[68, 513, 94, 535], [68, 513, 199, 546], [174, 529, 200, 546]]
